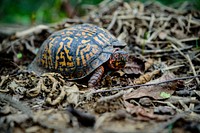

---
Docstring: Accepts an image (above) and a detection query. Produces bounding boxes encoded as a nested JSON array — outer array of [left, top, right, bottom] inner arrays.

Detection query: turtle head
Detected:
[[108, 48, 128, 70]]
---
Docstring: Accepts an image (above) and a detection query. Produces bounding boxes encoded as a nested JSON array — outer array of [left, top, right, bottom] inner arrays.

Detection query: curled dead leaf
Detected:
[[0, 75, 10, 93], [34, 109, 71, 130], [139, 97, 152, 106], [26, 78, 44, 97], [154, 106, 176, 115], [144, 58, 154, 71], [133, 70, 160, 84], [124, 72, 181, 100], [123, 101, 170, 121], [46, 86, 66, 106], [123, 55, 145, 75], [64, 84, 79, 105]]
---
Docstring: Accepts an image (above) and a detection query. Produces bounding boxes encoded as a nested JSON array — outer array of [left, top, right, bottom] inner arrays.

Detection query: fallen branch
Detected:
[[92, 75, 200, 94]]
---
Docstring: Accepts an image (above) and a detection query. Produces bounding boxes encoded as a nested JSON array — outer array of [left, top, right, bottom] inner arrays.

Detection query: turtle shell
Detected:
[[29, 24, 125, 80]]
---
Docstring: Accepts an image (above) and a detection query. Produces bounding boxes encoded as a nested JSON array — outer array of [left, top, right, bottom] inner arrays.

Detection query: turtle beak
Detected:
[[108, 50, 128, 70], [111, 58, 126, 70]]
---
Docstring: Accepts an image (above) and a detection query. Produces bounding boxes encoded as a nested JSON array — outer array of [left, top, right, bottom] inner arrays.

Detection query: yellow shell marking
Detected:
[[99, 33, 109, 42], [64, 45, 72, 61], [87, 33, 93, 36], [67, 62, 74, 67], [76, 57, 81, 66], [82, 32, 86, 36], [59, 52, 66, 67], [55, 42, 64, 69], [81, 28, 96, 36], [81, 54, 86, 66], [66, 31, 73, 35], [41, 53, 46, 66], [86, 53, 90, 61], [48, 40, 54, 67], [81, 40, 90, 44], [43, 46, 49, 67], [78, 45, 91, 66], [76, 33, 81, 36], [91, 45, 99, 54], [82, 28, 92, 33], [55, 55, 60, 69], [62, 36, 69, 41], [67, 37, 73, 49], [59, 68, 63, 71], [89, 51, 94, 57], [57, 42, 64, 54], [61, 31, 65, 35], [94, 36, 104, 45]]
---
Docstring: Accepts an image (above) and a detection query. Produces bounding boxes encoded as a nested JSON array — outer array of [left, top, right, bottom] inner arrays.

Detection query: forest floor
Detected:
[[0, 1, 200, 133]]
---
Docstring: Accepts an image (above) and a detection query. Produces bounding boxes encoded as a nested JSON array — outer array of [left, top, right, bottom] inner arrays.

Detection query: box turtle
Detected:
[[28, 24, 128, 87]]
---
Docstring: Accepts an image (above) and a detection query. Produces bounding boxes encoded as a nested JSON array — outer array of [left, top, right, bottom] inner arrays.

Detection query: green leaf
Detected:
[[17, 53, 23, 59], [160, 92, 171, 98]]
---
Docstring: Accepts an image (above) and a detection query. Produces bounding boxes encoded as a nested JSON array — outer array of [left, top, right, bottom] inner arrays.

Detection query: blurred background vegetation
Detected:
[[0, 0, 199, 25]]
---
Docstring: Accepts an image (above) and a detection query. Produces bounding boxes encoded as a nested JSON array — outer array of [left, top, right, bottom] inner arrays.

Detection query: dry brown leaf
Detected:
[[34, 109, 71, 130], [1, 114, 30, 124], [124, 101, 170, 121], [144, 58, 154, 71], [123, 55, 145, 75], [0, 75, 10, 93], [0, 105, 12, 115], [46, 86, 66, 105], [133, 70, 160, 84], [64, 84, 79, 105], [94, 112, 115, 129], [26, 79, 42, 97], [154, 106, 176, 115], [138, 97, 152, 106], [25, 126, 44, 133], [124, 72, 180, 100]]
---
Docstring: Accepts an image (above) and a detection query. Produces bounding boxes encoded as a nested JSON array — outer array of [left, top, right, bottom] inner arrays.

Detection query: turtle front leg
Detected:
[[88, 66, 104, 88]]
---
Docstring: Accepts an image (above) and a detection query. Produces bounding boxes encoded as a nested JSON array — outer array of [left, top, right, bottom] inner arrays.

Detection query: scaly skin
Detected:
[[88, 66, 104, 87], [88, 49, 128, 87]]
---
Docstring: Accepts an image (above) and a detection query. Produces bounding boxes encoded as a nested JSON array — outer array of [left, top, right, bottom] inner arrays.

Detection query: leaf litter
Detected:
[[0, 0, 200, 133]]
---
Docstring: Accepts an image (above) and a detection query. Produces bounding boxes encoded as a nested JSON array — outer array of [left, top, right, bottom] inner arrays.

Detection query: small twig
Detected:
[[166, 35, 185, 47], [172, 44, 200, 85], [98, 90, 125, 102], [162, 65, 185, 71], [146, 20, 168, 43], [149, 14, 155, 30], [187, 14, 191, 33], [142, 45, 192, 54], [15, 25, 49, 38], [180, 37, 199, 42], [107, 11, 118, 30], [189, 97, 196, 111], [98, 88, 133, 102], [92, 75, 200, 94], [165, 96, 200, 104], [179, 100, 190, 111], [154, 101, 182, 113], [186, 54, 200, 85], [171, 43, 187, 58]]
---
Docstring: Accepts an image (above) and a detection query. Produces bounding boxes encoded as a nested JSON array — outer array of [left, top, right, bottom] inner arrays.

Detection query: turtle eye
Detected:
[[114, 48, 120, 51], [114, 54, 118, 59]]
